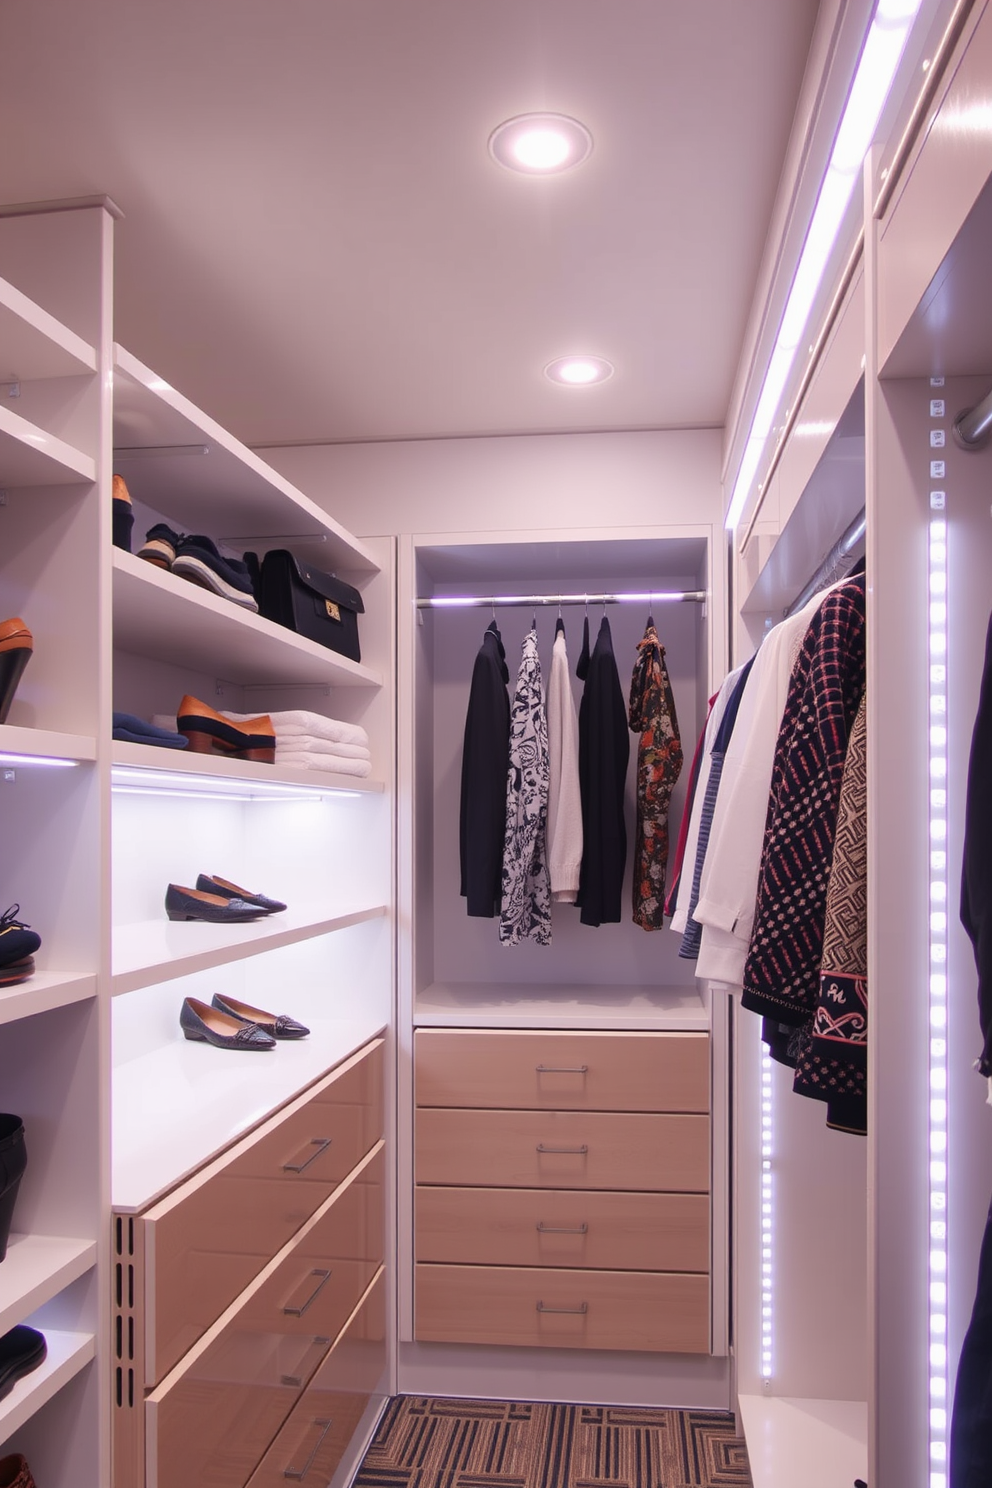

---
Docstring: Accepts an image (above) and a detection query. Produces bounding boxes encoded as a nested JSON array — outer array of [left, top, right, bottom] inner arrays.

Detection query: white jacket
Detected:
[[668, 666, 739, 934], [546, 626, 583, 902]]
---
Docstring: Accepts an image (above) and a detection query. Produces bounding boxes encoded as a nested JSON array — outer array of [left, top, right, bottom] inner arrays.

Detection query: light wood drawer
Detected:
[[415, 1029, 709, 1112], [414, 1186, 709, 1272], [245, 1272, 387, 1488], [415, 1263, 709, 1354], [416, 1108, 709, 1192], [146, 1146, 384, 1488], [140, 1039, 382, 1384]]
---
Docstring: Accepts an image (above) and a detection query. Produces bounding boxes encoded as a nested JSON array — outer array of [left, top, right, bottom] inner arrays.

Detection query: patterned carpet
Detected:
[[355, 1397, 752, 1488]]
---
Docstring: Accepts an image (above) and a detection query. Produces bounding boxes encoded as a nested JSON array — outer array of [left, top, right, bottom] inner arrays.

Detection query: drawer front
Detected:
[[147, 1146, 384, 1488], [246, 1272, 387, 1488], [416, 1108, 709, 1192], [415, 1185, 709, 1273], [415, 1030, 709, 1112], [146, 1039, 382, 1383], [415, 1263, 709, 1354]]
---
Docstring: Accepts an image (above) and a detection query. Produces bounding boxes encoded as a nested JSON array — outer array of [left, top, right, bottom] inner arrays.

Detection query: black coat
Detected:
[[459, 622, 510, 917], [962, 607, 992, 1076], [576, 615, 630, 926]]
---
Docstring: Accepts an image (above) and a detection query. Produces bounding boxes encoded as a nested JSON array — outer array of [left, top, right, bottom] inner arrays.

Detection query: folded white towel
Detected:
[[223, 709, 368, 747], [276, 751, 372, 778], [275, 737, 371, 760]]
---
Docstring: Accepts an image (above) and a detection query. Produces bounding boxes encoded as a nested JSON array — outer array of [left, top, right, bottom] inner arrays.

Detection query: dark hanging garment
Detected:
[[576, 615, 630, 926], [459, 621, 510, 917], [628, 622, 683, 930], [961, 606, 992, 1078]]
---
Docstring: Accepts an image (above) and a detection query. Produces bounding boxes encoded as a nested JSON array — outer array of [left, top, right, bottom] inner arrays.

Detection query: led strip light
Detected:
[[927, 390, 949, 1487]]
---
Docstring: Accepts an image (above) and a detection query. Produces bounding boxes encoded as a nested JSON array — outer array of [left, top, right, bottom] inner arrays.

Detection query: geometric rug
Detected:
[[354, 1397, 752, 1488]]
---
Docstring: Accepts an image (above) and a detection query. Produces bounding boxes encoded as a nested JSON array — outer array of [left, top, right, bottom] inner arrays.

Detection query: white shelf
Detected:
[[112, 345, 378, 572], [111, 741, 383, 794], [414, 981, 709, 1030], [0, 725, 96, 764], [113, 1011, 387, 1212], [0, 401, 95, 487], [112, 901, 387, 995], [0, 1329, 95, 1446], [737, 1395, 868, 1488], [0, 972, 97, 1028], [0, 275, 96, 380], [112, 548, 382, 688], [0, 1234, 96, 1338]]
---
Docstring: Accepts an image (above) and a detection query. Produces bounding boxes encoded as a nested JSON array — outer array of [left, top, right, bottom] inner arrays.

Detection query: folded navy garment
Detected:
[[112, 712, 189, 748]]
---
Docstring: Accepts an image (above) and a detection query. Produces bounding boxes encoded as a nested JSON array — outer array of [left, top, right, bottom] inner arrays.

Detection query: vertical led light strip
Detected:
[[928, 387, 949, 1487], [760, 1043, 774, 1385]]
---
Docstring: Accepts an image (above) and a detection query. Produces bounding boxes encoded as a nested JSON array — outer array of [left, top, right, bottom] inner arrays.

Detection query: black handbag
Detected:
[[256, 549, 364, 662]]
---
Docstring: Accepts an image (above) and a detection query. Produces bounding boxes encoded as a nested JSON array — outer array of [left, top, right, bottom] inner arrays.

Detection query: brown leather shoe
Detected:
[[176, 696, 275, 762], [0, 1453, 37, 1488], [0, 620, 32, 726]]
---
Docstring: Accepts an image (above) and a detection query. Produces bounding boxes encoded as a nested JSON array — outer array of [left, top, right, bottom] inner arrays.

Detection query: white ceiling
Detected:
[[0, 0, 820, 447]]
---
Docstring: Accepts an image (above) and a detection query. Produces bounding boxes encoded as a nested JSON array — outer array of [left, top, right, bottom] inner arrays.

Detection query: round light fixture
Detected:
[[489, 113, 593, 175], [544, 356, 614, 386]]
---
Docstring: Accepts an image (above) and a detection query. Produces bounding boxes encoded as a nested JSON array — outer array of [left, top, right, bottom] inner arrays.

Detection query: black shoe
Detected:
[[172, 536, 259, 611], [0, 1326, 46, 1403], [112, 475, 134, 553], [210, 993, 309, 1039], [0, 908, 40, 969], [164, 884, 265, 923], [137, 522, 183, 570], [195, 875, 287, 914], [180, 997, 276, 1050], [0, 1116, 25, 1263]]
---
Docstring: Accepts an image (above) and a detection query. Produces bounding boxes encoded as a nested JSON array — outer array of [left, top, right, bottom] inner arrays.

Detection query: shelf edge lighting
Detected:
[[725, 0, 925, 532]]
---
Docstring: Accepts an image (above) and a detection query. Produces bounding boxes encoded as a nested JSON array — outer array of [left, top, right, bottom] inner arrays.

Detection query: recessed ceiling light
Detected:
[[545, 356, 614, 386], [489, 113, 593, 175]]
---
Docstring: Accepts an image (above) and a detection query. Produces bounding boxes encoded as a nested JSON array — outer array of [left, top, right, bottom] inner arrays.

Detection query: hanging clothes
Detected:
[[546, 619, 583, 903], [741, 573, 866, 1025], [669, 676, 735, 936], [961, 605, 992, 1084], [576, 614, 630, 927], [459, 620, 510, 918], [664, 687, 719, 919], [500, 626, 552, 946], [628, 621, 683, 930]]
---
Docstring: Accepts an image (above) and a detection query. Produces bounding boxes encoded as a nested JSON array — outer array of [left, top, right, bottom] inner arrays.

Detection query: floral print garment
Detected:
[[628, 623, 683, 930], [500, 627, 552, 945]]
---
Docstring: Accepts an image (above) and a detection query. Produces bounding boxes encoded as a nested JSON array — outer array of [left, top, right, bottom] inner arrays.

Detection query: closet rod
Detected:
[[783, 508, 865, 619], [954, 385, 992, 450], [417, 590, 707, 609]]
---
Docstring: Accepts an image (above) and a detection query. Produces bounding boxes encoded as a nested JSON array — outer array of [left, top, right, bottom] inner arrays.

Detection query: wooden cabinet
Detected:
[[413, 1029, 711, 1354]]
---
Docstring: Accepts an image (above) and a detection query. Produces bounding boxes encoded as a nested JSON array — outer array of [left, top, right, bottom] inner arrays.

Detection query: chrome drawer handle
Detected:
[[536, 1143, 588, 1154], [537, 1300, 588, 1315], [284, 1417, 333, 1480], [284, 1268, 332, 1317], [280, 1336, 331, 1387], [536, 1222, 588, 1234], [283, 1137, 332, 1174], [536, 1064, 588, 1074]]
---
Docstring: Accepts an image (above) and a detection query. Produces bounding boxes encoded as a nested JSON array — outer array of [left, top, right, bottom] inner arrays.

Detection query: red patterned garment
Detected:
[[628, 623, 683, 930]]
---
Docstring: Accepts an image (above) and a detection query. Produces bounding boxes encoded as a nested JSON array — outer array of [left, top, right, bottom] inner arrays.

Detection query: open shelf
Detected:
[[0, 401, 95, 487], [0, 275, 96, 380], [0, 1329, 95, 1445], [0, 725, 96, 765], [112, 549, 382, 688], [112, 345, 378, 572], [112, 1011, 387, 1212], [112, 901, 387, 995], [414, 982, 709, 1030], [0, 973, 97, 1029], [0, 1234, 96, 1339], [737, 1395, 867, 1488], [111, 742, 382, 795]]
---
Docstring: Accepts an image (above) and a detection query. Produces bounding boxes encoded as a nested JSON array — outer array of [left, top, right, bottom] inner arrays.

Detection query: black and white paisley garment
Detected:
[[500, 627, 552, 946]]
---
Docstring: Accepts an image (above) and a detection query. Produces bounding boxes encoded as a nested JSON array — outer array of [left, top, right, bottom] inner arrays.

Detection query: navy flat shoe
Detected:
[[0, 908, 40, 969], [172, 535, 258, 610], [196, 875, 287, 914], [0, 1326, 46, 1403], [180, 997, 275, 1050], [137, 522, 183, 570], [210, 993, 309, 1039], [165, 884, 265, 923]]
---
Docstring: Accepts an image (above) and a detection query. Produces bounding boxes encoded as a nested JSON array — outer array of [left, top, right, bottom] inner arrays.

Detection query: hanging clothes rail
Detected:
[[416, 589, 707, 609], [782, 508, 865, 619]]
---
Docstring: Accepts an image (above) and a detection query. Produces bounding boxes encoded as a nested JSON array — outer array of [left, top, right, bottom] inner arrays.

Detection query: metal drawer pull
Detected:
[[536, 1222, 588, 1234], [536, 1143, 588, 1154], [283, 1137, 332, 1173], [537, 1301, 588, 1315], [280, 1336, 331, 1387], [284, 1268, 332, 1317], [536, 1064, 588, 1074], [284, 1417, 333, 1480]]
